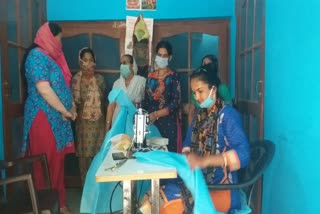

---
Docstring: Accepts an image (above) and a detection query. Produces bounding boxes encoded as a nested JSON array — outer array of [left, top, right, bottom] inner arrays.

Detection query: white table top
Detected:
[[96, 144, 177, 182]]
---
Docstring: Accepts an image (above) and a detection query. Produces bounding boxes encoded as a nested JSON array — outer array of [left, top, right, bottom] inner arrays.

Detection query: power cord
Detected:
[[110, 181, 122, 214], [109, 181, 145, 214], [138, 180, 145, 202]]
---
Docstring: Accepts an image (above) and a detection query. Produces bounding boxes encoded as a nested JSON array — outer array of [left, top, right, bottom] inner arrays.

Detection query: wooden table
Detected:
[[96, 146, 177, 214]]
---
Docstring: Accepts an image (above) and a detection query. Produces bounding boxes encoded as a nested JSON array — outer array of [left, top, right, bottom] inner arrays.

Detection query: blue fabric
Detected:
[[182, 104, 250, 212], [134, 151, 217, 214], [22, 48, 73, 154], [80, 89, 160, 213]]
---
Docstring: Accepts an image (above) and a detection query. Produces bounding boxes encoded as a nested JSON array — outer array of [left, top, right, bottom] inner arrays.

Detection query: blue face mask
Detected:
[[120, 64, 131, 78], [199, 88, 216, 108], [155, 55, 168, 69]]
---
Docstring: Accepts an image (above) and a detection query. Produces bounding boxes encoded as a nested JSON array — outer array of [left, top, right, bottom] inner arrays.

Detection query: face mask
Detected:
[[199, 88, 216, 108], [120, 64, 131, 79], [155, 55, 168, 69], [80, 60, 96, 72]]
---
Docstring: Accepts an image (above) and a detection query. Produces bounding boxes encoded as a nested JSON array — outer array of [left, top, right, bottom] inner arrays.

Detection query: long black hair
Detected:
[[79, 47, 96, 63], [190, 64, 221, 89], [155, 40, 173, 56]]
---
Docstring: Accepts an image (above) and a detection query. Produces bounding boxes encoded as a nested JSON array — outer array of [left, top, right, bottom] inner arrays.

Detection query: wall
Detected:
[[47, 0, 237, 95], [0, 46, 3, 162], [47, 0, 233, 21], [263, 0, 320, 213]]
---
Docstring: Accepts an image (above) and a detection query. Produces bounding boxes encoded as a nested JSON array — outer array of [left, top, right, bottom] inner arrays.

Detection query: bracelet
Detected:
[[222, 153, 228, 168], [155, 111, 159, 120]]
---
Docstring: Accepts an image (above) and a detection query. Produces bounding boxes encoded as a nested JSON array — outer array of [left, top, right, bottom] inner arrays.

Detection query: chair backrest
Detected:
[[208, 139, 275, 190], [0, 154, 58, 214], [237, 140, 275, 187]]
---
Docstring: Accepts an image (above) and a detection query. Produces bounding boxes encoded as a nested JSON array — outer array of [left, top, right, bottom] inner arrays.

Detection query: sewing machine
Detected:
[[132, 108, 150, 151], [131, 108, 168, 154]]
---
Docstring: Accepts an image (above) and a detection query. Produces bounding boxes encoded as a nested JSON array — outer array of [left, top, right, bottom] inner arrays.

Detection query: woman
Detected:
[[71, 47, 106, 185], [142, 40, 182, 152], [22, 22, 75, 214], [201, 54, 232, 105], [187, 54, 232, 125], [105, 54, 146, 132], [182, 65, 250, 213]]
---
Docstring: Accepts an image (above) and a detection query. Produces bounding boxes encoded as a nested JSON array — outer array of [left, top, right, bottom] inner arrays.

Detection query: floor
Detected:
[[66, 188, 82, 214], [66, 188, 123, 214]]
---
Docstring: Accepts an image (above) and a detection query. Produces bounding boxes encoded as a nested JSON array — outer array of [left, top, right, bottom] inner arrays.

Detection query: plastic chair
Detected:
[[0, 154, 59, 214], [207, 140, 275, 213]]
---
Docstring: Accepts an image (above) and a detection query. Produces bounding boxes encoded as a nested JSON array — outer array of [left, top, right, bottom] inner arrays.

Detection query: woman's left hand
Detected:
[[149, 111, 158, 124]]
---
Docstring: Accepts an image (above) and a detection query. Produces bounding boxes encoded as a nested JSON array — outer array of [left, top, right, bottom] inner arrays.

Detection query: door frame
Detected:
[[236, 0, 265, 213]]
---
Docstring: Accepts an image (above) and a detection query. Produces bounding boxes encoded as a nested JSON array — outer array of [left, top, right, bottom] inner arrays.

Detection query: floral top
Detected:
[[22, 48, 74, 154], [142, 69, 181, 152]]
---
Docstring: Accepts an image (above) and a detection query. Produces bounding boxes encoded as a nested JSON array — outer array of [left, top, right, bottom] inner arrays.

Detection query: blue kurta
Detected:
[[22, 48, 74, 154]]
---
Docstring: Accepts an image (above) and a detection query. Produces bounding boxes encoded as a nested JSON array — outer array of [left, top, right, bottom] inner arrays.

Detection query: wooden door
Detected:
[[59, 22, 125, 186], [236, 0, 265, 213], [153, 20, 229, 136], [0, 0, 46, 161]]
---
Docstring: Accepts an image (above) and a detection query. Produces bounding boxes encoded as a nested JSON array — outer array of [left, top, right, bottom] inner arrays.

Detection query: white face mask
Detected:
[[154, 55, 168, 68], [199, 88, 216, 108]]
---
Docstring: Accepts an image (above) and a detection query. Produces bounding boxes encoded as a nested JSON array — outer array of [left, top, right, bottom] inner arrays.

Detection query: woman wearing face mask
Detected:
[[142, 40, 182, 152], [181, 65, 250, 213], [105, 54, 146, 133], [71, 47, 106, 185]]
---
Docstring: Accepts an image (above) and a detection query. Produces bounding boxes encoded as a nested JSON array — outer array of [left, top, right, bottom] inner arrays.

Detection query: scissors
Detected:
[[105, 159, 128, 171]]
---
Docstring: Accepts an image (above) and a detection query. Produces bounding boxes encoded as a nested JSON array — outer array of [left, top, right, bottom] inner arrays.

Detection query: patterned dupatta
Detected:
[[72, 48, 102, 121], [147, 69, 174, 102], [190, 99, 223, 182]]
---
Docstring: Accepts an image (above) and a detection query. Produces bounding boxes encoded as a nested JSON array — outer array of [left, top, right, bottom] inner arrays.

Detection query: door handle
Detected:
[[3, 81, 10, 97], [255, 80, 263, 98]]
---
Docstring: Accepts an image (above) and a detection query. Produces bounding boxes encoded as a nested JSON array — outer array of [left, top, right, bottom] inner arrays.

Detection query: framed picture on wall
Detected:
[[126, 0, 156, 10]]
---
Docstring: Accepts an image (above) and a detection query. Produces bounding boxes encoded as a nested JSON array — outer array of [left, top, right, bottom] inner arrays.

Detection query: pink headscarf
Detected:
[[34, 22, 72, 86]]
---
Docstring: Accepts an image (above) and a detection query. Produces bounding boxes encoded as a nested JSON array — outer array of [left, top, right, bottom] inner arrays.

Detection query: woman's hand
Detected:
[[61, 111, 73, 121], [187, 153, 211, 170], [70, 106, 77, 121], [149, 111, 159, 124], [181, 147, 191, 155]]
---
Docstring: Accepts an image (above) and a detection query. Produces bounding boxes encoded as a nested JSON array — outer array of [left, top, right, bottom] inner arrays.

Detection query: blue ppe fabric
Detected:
[[80, 89, 160, 213], [134, 150, 218, 214]]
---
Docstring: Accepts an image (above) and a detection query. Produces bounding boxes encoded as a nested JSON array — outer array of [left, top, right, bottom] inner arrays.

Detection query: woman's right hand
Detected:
[[61, 110, 74, 121], [182, 147, 191, 155]]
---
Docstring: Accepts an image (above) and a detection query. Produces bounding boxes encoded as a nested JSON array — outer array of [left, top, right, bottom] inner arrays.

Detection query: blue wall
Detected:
[[0, 46, 4, 162], [47, 0, 320, 212], [47, 0, 233, 21], [263, 0, 320, 213], [47, 0, 237, 95]]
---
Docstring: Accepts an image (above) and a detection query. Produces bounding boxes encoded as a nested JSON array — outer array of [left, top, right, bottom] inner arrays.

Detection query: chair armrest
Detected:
[[0, 160, 14, 169], [208, 179, 262, 190], [2, 154, 51, 189], [0, 173, 39, 213]]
